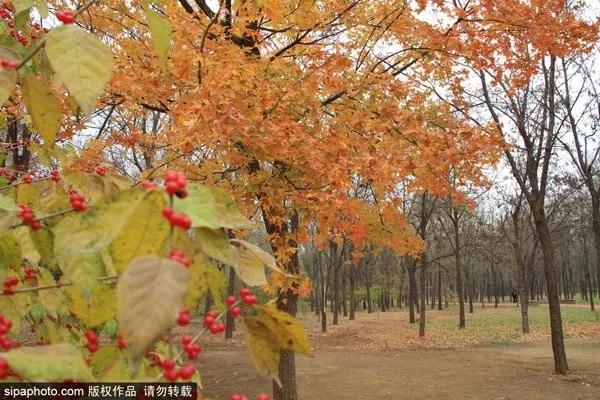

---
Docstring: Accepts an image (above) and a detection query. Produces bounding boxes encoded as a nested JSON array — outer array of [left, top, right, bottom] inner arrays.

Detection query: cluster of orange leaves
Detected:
[[51, 0, 598, 269]]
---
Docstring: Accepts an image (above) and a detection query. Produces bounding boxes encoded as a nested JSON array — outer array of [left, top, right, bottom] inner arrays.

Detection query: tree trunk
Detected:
[[437, 266, 442, 310], [349, 267, 356, 320], [408, 262, 417, 323], [419, 255, 428, 337], [224, 266, 236, 339], [532, 206, 569, 374], [453, 217, 466, 329]]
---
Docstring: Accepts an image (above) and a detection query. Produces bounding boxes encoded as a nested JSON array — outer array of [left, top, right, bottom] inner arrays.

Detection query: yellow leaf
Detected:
[[66, 283, 117, 328], [256, 304, 312, 356], [243, 317, 281, 377], [22, 75, 61, 148]]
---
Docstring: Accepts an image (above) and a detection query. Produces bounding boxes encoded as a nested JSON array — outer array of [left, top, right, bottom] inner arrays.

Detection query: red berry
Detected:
[[0, 335, 11, 350], [177, 310, 190, 326], [56, 9, 75, 24], [164, 368, 178, 382], [203, 315, 215, 327], [175, 189, 188, 199], [242, 295, 257, 305], [162, 359, 175, 371], [256, 395, 269, 400], [87, 342, 98, 353], [165, 181, 179, 195], [162, 207, 174, 219], [178, 364, 195, 380], [239, 288, 252, 297], [30, 220, 42, 231], [117, 335, 126, 349], [231, 306, 242, 317], [230, 395, 243, 400], [0, 59, 18, 69], [207, 310, 218, 318], [0, 357, 7, 370], [22, 175, 32, 184], [225, 295, 237, 306], [96, 166, 106, 176], [85, 330, 98, 344], [181, 335, 192, 345]]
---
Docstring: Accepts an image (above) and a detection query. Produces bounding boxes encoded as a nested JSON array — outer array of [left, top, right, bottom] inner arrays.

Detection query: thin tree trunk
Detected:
[[224, 266, 236, 339]]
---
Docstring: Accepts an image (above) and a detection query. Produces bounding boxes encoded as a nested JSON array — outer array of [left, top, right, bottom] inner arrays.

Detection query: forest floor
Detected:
[[194, 303, 600, 400]]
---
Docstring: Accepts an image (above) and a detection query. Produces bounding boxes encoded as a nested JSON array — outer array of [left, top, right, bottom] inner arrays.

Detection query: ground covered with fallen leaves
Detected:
[[191, 303, 600, 399]]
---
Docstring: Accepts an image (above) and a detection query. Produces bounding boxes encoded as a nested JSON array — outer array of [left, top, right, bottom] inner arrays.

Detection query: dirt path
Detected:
[[198, 338, 600, 399]]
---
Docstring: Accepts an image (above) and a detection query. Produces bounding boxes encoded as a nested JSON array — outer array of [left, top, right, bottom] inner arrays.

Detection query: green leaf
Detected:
[[144, 4, 171, 64], [0, 67, 16, 105], [22, 75, 61, 148], [29, 228, 57, 269], [0, 297, 22, 333], [110, 190, 170, 273], [13, 0, 33, 15], [0, 232, 22, 269], [66, 283, 117, 328], [0, 193, 18, 211], [230, 239, 276, 286], [62, 169, 129, 203], [35, 0, 48, 18], [37, 268, 59, 314], [184, 254, 225, 311], [174, 183, 253, 230], [52, 189, 149, 294], [195, 227, 233, 264], [13, 226, 40, 265], [45, 25, 113, 113], [3, 343, 95, 381], [117, 256, 189, 361]]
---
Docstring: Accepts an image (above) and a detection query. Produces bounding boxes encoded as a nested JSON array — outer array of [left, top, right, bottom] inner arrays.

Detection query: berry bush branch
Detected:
[[0, 276, 117, 296]]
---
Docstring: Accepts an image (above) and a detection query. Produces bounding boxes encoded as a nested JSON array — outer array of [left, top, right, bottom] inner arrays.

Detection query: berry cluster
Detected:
[[24, 266, 36, 281], [50, 170, 61, 183], [0, 315, 14, 350], [177, 308, 190, 326], [165, 171, 188, 199], [203, 310, 225, 334], [229, 394, 269, 400], [240, 288, 257, 305], [96, 166, 106, 176], [56, 9, 75, 24], [18, 204, 41, 231], [169, 249, 190, 268], [85, 330, 98, 353], [22, 174, 32, 184], [226, 295, 242, 317], [162, 208, 192, 230], [161, 359, 196, 382], [181, 336, 201, 360], [3, 277, 19, 295], [68, 189, 88, 212]]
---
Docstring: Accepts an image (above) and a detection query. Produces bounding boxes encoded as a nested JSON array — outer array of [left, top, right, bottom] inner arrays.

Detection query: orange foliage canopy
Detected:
[[66, 0, 596, 259]]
